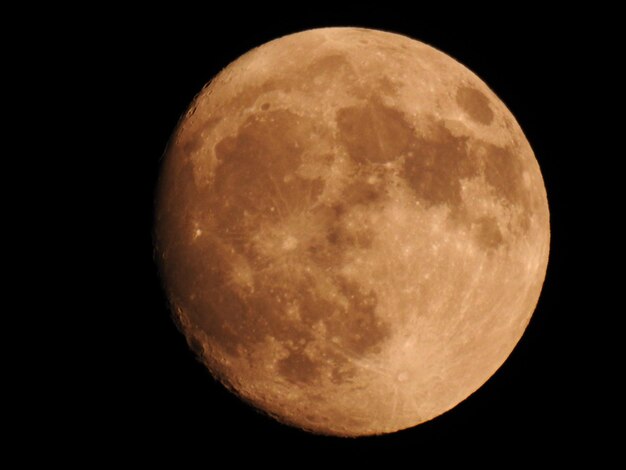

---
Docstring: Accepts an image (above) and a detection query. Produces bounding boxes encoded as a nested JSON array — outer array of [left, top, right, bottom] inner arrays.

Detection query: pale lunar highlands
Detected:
[[155, 28, 550, 436]]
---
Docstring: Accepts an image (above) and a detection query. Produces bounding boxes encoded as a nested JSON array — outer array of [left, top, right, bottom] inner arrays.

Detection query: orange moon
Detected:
[[154, 27, 550, 436]]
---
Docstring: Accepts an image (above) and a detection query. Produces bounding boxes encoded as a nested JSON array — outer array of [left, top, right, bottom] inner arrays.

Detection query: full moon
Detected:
[[155, 27, 550, 436]]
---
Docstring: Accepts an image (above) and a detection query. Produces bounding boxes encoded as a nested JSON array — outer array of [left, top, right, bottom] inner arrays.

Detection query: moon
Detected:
[[154, 27, 550, 436]]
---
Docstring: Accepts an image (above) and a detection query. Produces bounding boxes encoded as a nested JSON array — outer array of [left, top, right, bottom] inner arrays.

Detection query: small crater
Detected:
[[260, 102, 270, 111], [187, 335, 205, 358], [456, 86, 494, 125], [225, 78, 284, 114]]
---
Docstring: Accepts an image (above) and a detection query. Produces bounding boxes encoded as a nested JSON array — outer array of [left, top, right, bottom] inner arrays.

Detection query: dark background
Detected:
[[86, 4, 607, 463]]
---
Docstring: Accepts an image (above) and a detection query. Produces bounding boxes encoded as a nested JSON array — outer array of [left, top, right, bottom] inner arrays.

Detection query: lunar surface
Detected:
[[155, 27, 550, 436]]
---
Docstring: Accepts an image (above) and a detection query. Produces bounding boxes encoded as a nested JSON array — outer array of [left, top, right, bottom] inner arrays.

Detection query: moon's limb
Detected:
[[155, 27, 550, 436]]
